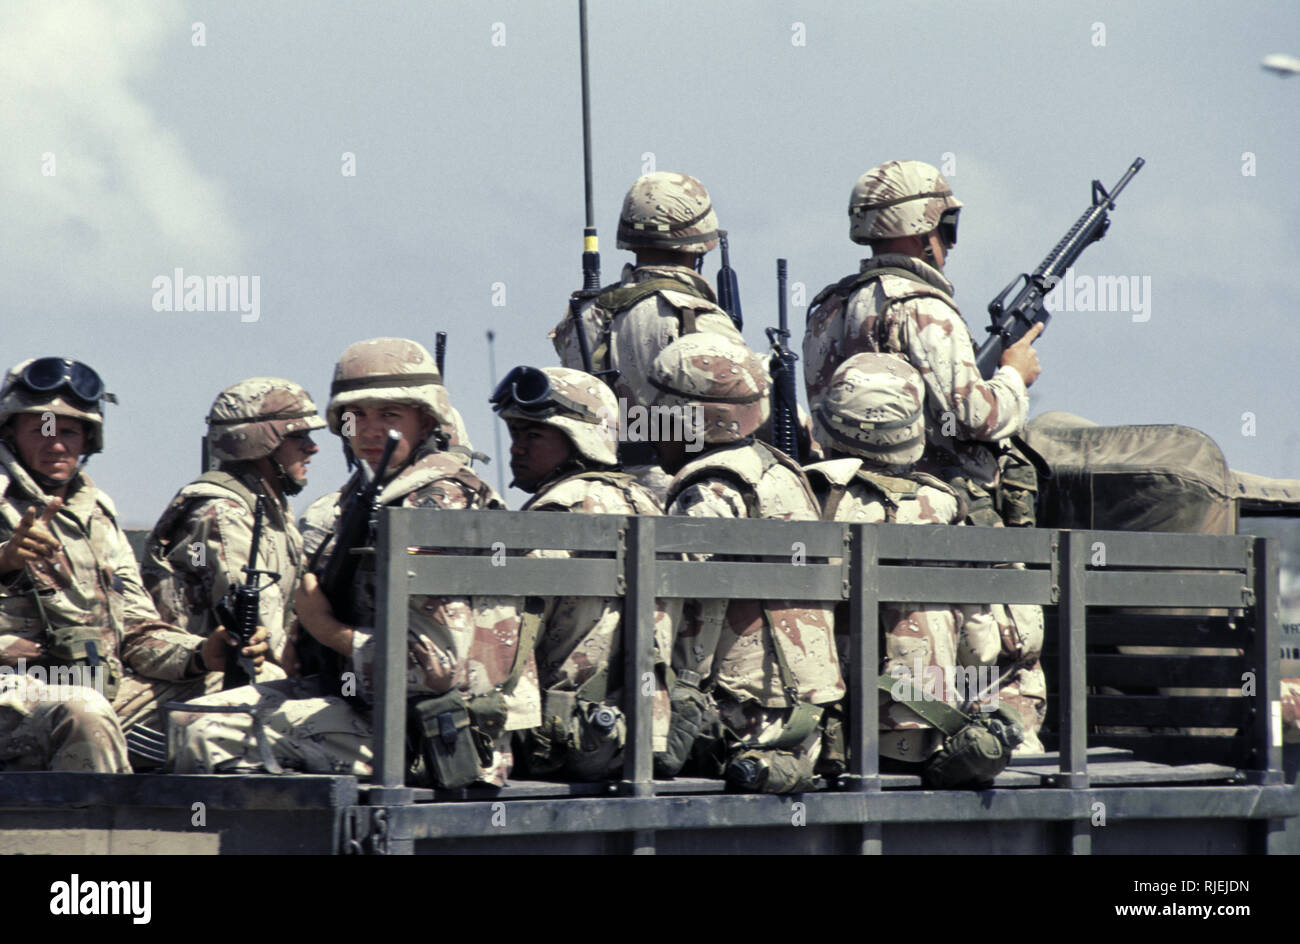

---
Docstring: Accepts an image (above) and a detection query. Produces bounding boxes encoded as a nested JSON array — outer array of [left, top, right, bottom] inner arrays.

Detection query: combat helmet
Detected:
[[491, 366, 618, 466], [0, 357, 114, 454], [648, 334, 770, 445], [617, 172, 720, 254], [206, 378, 327, 463], [327, 337, 454, 441], [848, 160, 962, 245], [813, 353, 926, 465]]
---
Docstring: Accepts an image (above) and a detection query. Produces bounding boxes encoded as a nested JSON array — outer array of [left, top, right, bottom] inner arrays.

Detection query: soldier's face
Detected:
[[345, 402, 433, 470], [11, 413, 85, 482], [272, 433, 318, 487], [507, 421, 572, 491]]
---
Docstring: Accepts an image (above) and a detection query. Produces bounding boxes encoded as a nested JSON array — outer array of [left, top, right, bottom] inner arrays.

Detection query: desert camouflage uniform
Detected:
[[0, 443, 209, 765], [172, 338, 538, 786], [551, 172, 743, 501], [1282, 678, 1300, 744], [142, 468, 300, 671], [653, 335, 843, 791], [0, 672, 128, 772]]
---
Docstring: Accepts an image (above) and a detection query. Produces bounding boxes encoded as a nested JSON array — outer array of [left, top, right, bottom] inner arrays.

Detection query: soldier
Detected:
[[491, 365, 675, 779], [142, 378, 326, 674], [803, 160, 1047, 746], [803, 353, 1018, 770], [170, 338, 538, 787], [0, 357, 266, 772], [649, 334, 844, 793], [551, 171, 744, 500]]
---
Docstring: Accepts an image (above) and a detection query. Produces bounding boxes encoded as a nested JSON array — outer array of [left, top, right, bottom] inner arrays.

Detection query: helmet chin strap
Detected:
[[272, 457, 304, 496], [16, 452, 86, 494]]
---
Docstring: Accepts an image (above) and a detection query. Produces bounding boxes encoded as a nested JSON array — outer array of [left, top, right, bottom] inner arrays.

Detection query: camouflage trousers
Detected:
[[0, 671, 129, 772], [1283, 679, 1300, 745], [718, 697, 823, 794], [168, 677, 515, 786], [112, 661, 287, 734]]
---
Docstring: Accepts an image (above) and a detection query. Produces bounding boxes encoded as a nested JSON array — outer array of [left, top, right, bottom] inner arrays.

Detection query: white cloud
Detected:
[[0, 0, 245, 307]]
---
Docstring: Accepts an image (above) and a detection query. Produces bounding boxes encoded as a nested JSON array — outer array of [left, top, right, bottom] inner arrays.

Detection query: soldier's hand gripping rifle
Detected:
[[975, 157, 1144, 379], [297, 429, 402, 697], [214, 494, 281, 690], [766, 259, 801, 460], [715, 231, 743, 331]]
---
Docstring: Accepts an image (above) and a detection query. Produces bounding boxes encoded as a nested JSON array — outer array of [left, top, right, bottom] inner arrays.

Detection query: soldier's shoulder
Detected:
[[398, 451, 500, 510], [803, 457, 862, 489]]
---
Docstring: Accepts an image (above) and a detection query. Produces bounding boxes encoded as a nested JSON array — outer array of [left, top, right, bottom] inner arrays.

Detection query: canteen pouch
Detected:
[[922, 704, 1024, 789], [407, 690, 480, 789]]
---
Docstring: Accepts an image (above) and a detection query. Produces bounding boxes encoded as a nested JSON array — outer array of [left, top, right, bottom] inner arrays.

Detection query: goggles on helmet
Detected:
[[490, 366, 602, 424], [14, 358, 116, 406], [937, 208, 960, 249]]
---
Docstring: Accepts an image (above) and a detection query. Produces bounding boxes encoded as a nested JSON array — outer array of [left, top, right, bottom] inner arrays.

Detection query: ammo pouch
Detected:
[[877, 674, 1023, 789], [45, 625, 119, 700], [814, 700, 847, 780], [407, 691, 487, 790], [997, 435, 1050, 529], [654, 670, 721, 778]]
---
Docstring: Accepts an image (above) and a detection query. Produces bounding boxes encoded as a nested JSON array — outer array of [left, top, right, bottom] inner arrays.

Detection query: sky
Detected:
[[1, 0, 1297, 525]]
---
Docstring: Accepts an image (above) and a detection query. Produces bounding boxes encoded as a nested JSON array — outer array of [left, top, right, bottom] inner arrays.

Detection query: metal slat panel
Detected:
[[655, 561, 845, 600], [391, 508, 623, 552], [1053, 695, 1250, 727], [875, 523, 1053, 565], [654, 517, 847, 558], [1044, 613, 1243, 647], [1078, 530, 1251, 569], [876, 566, 1052, 605], [405, 556, 621, 596], [1084, 572, 1248, 608]]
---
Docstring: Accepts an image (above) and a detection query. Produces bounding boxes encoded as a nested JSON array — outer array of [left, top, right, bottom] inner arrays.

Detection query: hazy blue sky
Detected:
[[2, 0, 1297, 524]]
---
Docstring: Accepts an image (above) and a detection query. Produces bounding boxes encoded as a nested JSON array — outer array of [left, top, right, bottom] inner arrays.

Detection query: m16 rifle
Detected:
[[297, 429, 402, 698], [975, 157, 1144, 379], [715, 230, 743, 331], [435, 331, 447, 378], [213, 494, 281, 690], [766, 259, 800, 460]]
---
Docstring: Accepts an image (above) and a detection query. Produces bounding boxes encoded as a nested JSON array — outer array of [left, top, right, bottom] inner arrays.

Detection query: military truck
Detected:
[[0, 416, 1296, 855]]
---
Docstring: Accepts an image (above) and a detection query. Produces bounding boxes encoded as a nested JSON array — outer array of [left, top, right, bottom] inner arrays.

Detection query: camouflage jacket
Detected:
[[141, 468, 302, 663], [803, 254, 1028, 487], [0, 443, 202, 682], [551, 263, 743, 411], [804, 456, 1002, 759], [665, 439, 844, 709], [315, 441, 540, 730], [523, 469, 674, 694]]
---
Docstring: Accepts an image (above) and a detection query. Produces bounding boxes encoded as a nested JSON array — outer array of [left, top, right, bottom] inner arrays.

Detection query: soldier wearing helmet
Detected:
[[171, 338, 539, 788], [0, 358, 267, 772], [803, 354, 1024, 773], [551, 171, 745, 502], [142, 378, 327, 671], [491, 365, 678, 780], [804, 160, 1043, 525], [647, 334, 844, 793]]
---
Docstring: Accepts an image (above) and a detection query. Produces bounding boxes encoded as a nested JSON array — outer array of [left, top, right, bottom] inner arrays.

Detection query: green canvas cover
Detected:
[[1024, 411, 1234, 534]]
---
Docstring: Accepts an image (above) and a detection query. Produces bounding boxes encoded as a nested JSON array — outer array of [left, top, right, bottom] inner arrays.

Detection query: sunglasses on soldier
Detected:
[[938, 208, 960, 249]]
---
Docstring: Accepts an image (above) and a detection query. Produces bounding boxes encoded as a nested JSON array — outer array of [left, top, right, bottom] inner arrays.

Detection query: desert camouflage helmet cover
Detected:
[[206, 377, 328, 463], [496, 367, 619, 466], [327, 337, 453, 437], [0, 359, 105, 453], [648, 333, 770, 444], [814, 353, 926, 465], [616, 171, 720, 254], [849, 160, 962, 244]]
